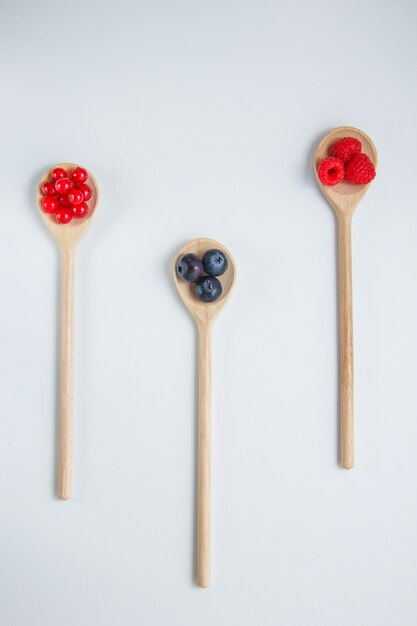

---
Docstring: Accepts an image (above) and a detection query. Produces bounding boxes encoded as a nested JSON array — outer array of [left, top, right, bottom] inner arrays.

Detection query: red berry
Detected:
[[72, 202, 89, 218], [41, 197, 58, 213], [68, 189, 84, 205], [51, 167, 67, 181], [54, 177, 73, 194], [57, 195, 71, 208], [331, 137, 362, 163], [317, 157, 345, 186], [75, 182, 92, 201], [55, 209, 72, 224], [70, 167, 88, 184], [344, 153, 376, 184], [41, 182, 56, 196]]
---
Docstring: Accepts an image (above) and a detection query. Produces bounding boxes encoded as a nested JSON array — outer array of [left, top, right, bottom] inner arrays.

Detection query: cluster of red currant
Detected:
[[40, 166, 92, 224]]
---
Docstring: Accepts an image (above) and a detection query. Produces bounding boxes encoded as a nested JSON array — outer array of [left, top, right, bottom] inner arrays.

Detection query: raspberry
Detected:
[[331, 137, 362, 163], [317, 157, 345, 186], [344, 153, 376, 184]]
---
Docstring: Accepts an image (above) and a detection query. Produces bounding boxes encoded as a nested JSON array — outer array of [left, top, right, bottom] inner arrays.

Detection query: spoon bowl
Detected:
[[314, 126, 378, 216], [173, 237, 236, 326], [37, 162, 99, 247]]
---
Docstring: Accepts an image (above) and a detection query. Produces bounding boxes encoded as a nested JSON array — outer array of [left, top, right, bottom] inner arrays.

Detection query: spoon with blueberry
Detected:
[[315, 127, 377, 469], [174, 238, 236, 588], [37, 163, 99, 500]]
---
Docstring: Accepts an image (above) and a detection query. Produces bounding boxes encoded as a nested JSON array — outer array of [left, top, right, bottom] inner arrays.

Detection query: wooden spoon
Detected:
[[173, 238, 236, 588], [314, 127, 377, 469], [37, 163, 99, 499]]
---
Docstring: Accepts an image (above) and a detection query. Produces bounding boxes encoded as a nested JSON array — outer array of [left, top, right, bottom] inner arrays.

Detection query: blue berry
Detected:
[[177, 253, 204, 282], [203, 249, 228, 277], [194, 276, 222, 302]]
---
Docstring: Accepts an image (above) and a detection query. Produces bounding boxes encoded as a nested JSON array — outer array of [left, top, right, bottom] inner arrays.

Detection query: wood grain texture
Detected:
[[314, 127, 377, 469], [173, 238, 236, 588], [59, 246, 75, 499], [197, 320, 212, 588], [37, 163, 99, 499], [338, 214, 354, 468]]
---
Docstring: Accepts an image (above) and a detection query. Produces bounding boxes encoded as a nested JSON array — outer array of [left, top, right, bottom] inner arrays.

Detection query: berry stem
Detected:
[[337, 214, 354, 470], [58, 244, 76, 500], [197, 319, 213, 588]]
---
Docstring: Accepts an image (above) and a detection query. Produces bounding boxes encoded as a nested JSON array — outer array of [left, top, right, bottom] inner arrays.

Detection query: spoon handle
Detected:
[[338, 214, 354, 469], [58, 245, 76, 499], [197, 321, 212, 588]]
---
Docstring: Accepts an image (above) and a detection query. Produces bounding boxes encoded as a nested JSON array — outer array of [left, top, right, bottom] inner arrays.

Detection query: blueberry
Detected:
[[194, 276, 222, 302], [203, 249, 228, 277], [177, 253, 204, 282]]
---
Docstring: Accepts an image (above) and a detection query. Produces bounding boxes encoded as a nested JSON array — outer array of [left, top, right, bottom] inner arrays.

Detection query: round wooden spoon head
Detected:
[[314, 126, 378, 218], [37, 163, 99, 247], [173, 238, 236, 325]]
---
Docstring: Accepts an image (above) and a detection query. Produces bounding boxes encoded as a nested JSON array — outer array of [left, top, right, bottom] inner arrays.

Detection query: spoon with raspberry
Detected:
[[315, 127, 377, 470], [37, 163, 99, 499]]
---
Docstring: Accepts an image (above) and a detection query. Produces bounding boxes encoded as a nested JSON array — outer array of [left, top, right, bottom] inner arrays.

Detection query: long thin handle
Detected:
[[338, 215, 354, 469], [197, 321, 212, 588], [58, 246, 76, 499]]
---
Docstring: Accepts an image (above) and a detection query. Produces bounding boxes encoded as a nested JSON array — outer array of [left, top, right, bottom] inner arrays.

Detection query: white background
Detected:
[[1, 0, 417, 624]]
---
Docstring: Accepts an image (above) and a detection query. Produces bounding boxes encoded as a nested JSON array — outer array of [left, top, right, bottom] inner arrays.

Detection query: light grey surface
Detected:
[[1, 0, 417, 624]]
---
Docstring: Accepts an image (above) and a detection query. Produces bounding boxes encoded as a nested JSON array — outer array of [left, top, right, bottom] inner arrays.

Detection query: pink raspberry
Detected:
[[331, 137, 362, 163], [318, 157, 345, 186], [344, 153, 376, 184]]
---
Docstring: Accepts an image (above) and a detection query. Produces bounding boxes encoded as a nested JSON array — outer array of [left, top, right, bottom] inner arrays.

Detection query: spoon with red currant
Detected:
[[315, 127, 377, 469], [37, 163, 99, 500], [174, 238, 236, 588]]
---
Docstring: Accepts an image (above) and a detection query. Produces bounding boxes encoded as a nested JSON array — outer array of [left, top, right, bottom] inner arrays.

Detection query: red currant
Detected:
[[52, 167, 67, 181], [75, 182, 92, 201], [54, 177, 73, 195], [41, 182, 56, 196], [55, 209, 72, 224], [41, 197, 58, 213], [72, 202, 89, 218], [68, 189, 83, 205], [70, 167, 88, 184], [57, 195, 71, 208]]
